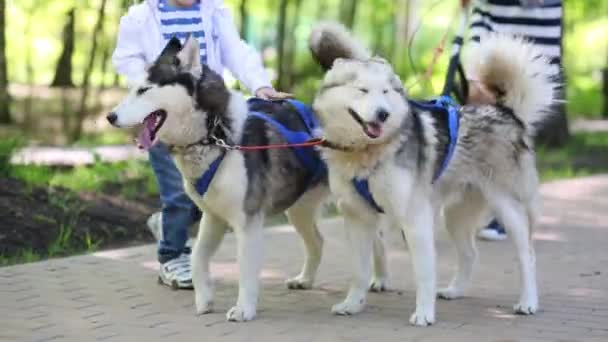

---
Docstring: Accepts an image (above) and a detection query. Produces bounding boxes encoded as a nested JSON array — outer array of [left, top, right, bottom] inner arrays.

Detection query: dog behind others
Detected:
[[310, 22, 556, 325]]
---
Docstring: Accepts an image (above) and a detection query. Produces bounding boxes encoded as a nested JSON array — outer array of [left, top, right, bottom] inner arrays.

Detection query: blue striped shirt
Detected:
[[158, 0, 207, 65]]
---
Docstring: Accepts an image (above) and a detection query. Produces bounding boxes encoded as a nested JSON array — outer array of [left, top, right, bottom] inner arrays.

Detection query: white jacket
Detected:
[[112, 0, 271, 93]]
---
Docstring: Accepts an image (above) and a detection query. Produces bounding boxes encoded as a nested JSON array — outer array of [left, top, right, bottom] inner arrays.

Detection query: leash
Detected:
[[212, 136, 326, 151], [405, 4, 468, 93]]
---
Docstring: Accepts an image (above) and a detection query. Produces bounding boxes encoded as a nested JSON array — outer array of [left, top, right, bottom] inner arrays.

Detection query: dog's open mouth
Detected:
[[364, 122, 383, 139], [348, 108, 383, 139], [137, 110, 167, 150]]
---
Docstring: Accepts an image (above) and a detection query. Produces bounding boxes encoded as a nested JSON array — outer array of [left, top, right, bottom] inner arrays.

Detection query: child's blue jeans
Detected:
[[149, 143, 200, 264]]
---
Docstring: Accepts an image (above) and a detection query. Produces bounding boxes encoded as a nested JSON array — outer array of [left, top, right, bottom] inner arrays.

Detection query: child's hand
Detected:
[[255, 87, 293, 100]]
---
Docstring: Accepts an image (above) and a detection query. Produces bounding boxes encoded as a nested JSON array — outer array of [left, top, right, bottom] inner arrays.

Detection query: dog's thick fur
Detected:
[[310, 22, 556, 325], [109, 37, 388, 322]]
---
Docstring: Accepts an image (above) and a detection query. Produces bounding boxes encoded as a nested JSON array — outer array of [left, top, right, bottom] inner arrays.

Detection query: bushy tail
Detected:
[[466, 33, 559, 129], [309, 21, 371, 71]]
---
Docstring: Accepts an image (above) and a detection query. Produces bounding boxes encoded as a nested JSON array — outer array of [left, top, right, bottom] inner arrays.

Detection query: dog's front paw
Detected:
[[226, 305, 256, 322], [514, 298, 538, 315], [286, 275, 313, 290], [331, 299, 366, 316], [368, 277, 388, 293], [409, 308, 435, 326], [195, 299, 214, 315], [437, 286, 464, 300], [195, 291, 214, 315]]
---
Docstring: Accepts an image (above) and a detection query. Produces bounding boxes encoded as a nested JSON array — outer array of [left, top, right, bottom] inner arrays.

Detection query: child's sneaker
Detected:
[[158, 254, 193, 290], [478, 220, 507, 241]]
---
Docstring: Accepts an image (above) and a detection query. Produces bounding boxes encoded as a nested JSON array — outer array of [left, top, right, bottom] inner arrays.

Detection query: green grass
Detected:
[[537, 132, 608, 181], [7, 158, 157, 198]]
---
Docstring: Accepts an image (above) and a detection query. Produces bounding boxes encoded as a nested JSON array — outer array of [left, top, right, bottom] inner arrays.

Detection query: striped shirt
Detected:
[[469, 0, 562, 65], [158, 0, 207, 65]]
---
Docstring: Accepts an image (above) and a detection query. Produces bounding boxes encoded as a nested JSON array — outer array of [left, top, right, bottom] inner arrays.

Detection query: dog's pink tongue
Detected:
[[366, 123, 383, 139], [137, 115, 156, 150]]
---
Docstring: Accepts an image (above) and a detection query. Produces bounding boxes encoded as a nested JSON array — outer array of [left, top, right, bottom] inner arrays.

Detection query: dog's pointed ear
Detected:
[[160, 37, 183, 58], [309, 21, 371, 71], [177, 35, 202, 75]]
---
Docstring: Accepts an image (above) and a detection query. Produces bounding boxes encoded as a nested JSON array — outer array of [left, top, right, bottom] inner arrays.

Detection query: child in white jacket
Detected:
[[112, 0, 290, 289]]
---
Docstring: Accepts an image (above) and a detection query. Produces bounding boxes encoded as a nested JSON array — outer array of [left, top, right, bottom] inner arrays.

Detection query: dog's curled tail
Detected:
[[467, 33, 558, 128], [309, 21, 371, 71]]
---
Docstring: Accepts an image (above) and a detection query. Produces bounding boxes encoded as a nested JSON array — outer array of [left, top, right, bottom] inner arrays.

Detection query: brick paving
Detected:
[[1, 176, 607, 342]]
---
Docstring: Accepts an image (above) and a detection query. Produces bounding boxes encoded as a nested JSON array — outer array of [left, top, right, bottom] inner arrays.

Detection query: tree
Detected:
[[276, 0, 289, 90], [73, 0, 108, 141], [284, 0, 303, 89], [51, 9, 76, 87], [0, 0, 10, 123], [239, 0, 249, 40], [602, 45, 608, 119], [339, 0, 358, 29]]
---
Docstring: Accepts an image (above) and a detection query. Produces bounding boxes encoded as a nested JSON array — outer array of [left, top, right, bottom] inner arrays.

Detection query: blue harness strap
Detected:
[[354, 95, 460, 213], [193, 98, 324, 197], [194, 152, 226, 196], [352, 178, 384, 213], [408, 95, 460, 183], [247, 99, 326, 186], [285, 99, 320, 132]]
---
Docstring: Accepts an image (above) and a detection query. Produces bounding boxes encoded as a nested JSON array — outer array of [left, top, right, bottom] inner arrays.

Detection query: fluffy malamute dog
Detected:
[[309, 23, 556, 325], [107, 37, 388, 322]]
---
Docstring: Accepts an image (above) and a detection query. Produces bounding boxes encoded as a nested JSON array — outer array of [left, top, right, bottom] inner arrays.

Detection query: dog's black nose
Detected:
[[376, 109, 390, 123], [106, 112, 118, 125]]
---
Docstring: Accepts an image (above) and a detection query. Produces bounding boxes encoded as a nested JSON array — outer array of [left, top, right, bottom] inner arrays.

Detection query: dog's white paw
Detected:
[[286, 275, 313, 290], [437, 287, 464, 300], [195, 291, 214, 315], [226, 304, 256, 322], [368, 277, 388, 293], [514, 299, 538, 315], [409, 308, 435, 326], [195, 299, 214, 315], [331, 299, 366, 316]]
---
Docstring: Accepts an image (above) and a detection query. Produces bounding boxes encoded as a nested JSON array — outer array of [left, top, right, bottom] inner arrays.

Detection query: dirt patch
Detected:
[[0, 177, 159, 259]]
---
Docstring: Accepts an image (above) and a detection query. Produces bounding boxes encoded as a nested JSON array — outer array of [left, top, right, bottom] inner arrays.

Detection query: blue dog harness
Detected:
[[247, 98, 325, 185], [353, 95, 460, 213], [193, 99, 325, 197]]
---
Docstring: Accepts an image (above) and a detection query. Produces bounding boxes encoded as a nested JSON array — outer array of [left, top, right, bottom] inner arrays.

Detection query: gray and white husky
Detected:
[[309, 23, 556, 325], [108, 37, 388, 322]]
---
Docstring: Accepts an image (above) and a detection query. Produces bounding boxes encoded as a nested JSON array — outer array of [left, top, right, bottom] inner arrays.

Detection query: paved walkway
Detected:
[[1, 176, 607, 342]]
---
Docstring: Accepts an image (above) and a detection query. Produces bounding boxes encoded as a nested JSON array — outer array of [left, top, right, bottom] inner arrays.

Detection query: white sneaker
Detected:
[[147, 212, 163, 241], [478, 228, 507, 241], [158, 254, 193, 290]]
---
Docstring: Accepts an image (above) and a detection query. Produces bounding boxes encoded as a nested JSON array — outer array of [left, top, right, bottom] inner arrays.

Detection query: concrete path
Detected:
[[1, 176, 607, 342]]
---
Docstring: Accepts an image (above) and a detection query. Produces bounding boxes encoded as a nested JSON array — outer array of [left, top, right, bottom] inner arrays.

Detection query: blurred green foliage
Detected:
[[4, 0, 606, 117]]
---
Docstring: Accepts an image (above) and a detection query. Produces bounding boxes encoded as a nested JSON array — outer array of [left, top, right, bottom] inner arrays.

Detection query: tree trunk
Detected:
[[24, 10, 34, 119], [315, 0, 328, 19], [0, 0, 10, 124], [73, 0, 108, 141], [276, 0, 289, 90], [339, 0, 358, 29], [284, 0, 303, 89], [602, 45, 608, 119], [113, 0, 131, 88], [99, 40, 110, 92], [239, 0, 249, 41], [50, 9, 76, 87]]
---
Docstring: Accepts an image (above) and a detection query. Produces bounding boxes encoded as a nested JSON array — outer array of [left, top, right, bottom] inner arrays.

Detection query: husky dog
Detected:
[[108, 37, 388, 321], [309, 23, 556, 325]]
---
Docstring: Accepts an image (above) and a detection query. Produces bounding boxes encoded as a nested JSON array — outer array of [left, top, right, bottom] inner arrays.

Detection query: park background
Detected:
[[0, 0, 606, 264]]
